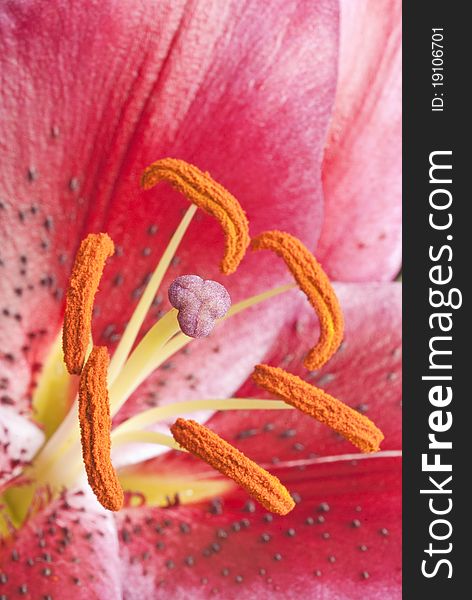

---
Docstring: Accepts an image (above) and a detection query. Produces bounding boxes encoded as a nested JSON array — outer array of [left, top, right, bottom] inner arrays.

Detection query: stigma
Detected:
[[168, 275, 231, 338], [57, 158, 384, 515]]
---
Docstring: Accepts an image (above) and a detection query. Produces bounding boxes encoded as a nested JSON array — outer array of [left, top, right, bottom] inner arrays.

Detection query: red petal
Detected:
[[0, 489, 122, 598], [317, 0, 402, 281], [116, 455, 401, 599], [0, 0, 339, 413]]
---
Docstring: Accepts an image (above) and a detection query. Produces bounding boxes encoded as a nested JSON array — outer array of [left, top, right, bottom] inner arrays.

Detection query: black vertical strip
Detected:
[[403, 3, 467, 598]]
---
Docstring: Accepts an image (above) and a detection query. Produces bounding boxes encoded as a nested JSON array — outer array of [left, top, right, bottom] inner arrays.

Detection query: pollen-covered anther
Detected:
[[252, 364, 384, 453], [63, 233, 114, 374], [251, 231, 344, 370], [168, 275, 231, 338], [141, 158, 250, 274], [79, 346, 123, 511], [170, 418, 295, 515]]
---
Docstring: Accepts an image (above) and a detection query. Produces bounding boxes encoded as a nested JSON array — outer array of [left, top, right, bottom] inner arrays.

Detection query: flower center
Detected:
[[0, 159, 383, 533]]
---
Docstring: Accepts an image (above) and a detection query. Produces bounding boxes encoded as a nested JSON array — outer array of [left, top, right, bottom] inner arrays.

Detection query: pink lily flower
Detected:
[[0, 0, 401, 598]]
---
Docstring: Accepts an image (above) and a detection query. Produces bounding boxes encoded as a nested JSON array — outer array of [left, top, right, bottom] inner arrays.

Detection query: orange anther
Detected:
[[63, 233, 114, 374], [141, 158, 250, 274], [78, 346, 123, 511], [252, 231, 343, 370], [252, 364, 384, 453], [171, 418, 295, 515]]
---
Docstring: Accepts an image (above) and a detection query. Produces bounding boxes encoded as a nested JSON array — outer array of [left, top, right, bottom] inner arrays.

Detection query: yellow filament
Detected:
[[109, 310, 180, 416], [112, 430, 184, 452], [108, 205, 197, 384], [112, 398, 292, 437]]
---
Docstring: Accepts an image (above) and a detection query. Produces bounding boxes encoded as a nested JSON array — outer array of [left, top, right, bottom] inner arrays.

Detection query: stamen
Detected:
[[141, 158, 250, 274], [63, 233, 114, 374], [252, 231, 343, 370], [170, 418, 295, 515], [168, 275, 231, 337], [252, 365, 384, 453], [78, 346, 123, 511]]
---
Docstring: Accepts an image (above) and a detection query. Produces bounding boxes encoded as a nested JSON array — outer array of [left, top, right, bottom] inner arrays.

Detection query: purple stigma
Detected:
[[168, 275, 231, 338]]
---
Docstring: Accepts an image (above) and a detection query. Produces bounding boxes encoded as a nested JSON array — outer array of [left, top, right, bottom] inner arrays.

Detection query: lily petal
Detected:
[[0, 0, 339, 415], [115, 455, 401, 599], [317, 0, 402, 281], [0, 488, 122, 598], [0, 407, 44, 491]]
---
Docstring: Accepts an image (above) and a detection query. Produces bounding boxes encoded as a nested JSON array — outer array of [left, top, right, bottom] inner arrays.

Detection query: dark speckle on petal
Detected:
[[286, 528, 296, 537], [27, 166, 38, 181], [273, 553, 282, 561], [352, 519, 361, 528], [69, 177, 80, 192]]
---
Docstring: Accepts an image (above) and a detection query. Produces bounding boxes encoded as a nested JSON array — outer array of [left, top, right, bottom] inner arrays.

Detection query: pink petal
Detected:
[[0, 489, 121, 598], [116, 455, 401, 599], [0, 407, 44, 491], [0, 0, 339, 414], [317, 0, 402, 281]]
